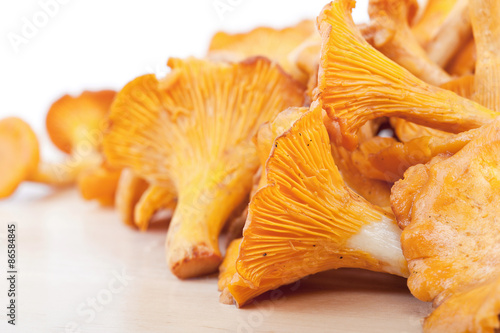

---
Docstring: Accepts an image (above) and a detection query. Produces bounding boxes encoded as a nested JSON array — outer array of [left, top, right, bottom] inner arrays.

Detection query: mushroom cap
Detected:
[[46, 90, 116, 154], [0, 117, 40, 198], [392, 118, 500, 331], [208, 20, 316, 84]]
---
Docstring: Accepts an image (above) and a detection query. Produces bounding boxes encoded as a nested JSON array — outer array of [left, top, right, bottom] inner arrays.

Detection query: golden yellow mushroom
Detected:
[[226, 106, 408, 307], [208, 20, 316, 84], [392, 118, 500, 333], [104, 57, 305, 279], [316, 0, 495, 151]]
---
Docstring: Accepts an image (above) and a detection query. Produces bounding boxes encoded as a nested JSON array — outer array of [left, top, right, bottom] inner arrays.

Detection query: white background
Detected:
[[0, 0, 369, 157]]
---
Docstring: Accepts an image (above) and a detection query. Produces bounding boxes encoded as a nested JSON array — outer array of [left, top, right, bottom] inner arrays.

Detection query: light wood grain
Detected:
[[0, 188, 431, 332]]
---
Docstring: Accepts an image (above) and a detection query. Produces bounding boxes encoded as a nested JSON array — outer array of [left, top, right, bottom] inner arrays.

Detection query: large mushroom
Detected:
[[104, 57, 305, 278], [224, 106, 408, 306], [391, 118, 500, 332]]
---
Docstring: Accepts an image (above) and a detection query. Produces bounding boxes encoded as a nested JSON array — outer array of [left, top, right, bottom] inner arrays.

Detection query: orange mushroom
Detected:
[[226, 106, 408, 307], [351, 126, 481, 183], [208, 20, 316, 84], [391, 118, 500, 332], [0, 117, 91, 199], [316, 0, 495, 151], [104, 57, 305, 279], [46, 90, 118, 202]]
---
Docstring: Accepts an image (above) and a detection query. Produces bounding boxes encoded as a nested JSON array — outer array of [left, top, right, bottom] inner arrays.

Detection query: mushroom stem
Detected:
[[424, 0, 472, 67], [29, 150, 102, 186], [166, 167, 254, 279]]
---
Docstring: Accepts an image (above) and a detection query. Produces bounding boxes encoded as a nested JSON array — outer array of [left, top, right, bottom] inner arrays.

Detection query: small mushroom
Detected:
[[0, 117, 89, 198], [46, 90, 117, 202]]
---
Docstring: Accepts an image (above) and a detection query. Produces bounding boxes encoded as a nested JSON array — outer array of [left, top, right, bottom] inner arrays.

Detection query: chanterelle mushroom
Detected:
[[104, 57, 305, 279], [0, 117, 91, 199], [46, 90, 117, 201], [225, 105, 408, 307], [208, 20, 316, 84], [391, 118, 500, 333], [316, 0, 496, 151]]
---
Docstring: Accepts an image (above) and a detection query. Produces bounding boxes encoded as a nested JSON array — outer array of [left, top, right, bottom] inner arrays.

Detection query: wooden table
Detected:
[[0, 188, 431, 332]]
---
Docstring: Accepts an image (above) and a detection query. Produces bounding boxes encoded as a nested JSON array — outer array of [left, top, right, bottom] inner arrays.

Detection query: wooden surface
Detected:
[[0, 187, 431, 333]]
